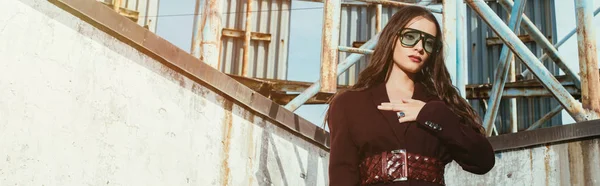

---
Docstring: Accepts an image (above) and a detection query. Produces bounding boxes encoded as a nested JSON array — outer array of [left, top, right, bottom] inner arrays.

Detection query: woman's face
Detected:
[[392, 16, 438, 74]]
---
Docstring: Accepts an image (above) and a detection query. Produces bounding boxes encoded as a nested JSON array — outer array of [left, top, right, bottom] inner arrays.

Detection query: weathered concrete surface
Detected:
[[0, 0, 328, 185], [446, 138, 600, 186]]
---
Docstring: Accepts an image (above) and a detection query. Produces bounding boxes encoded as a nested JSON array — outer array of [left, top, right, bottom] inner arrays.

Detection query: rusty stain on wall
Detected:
[[246, 111, 255, 185], [544, 145, 550, 185], [221, 98, 234, 186]]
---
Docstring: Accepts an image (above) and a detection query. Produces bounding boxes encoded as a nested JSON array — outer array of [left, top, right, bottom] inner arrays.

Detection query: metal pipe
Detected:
[[353, 0, 442, 13], [521, 6, 600, 79], [338, 46, 374, 54], [443, 0, 457, 87], [376, 4, 382, 33], [191, 0, 221, 69], [242, 0, 253, 77], [285, 34, 380, 111], [465, 0, 589, 122], [112, 0, 121, 12], [526, 105, 563, 131], [575, 0, 600, 116], [482, 0, 526, 136], [509, 60, 518, 133], [499, 0, 581, 90], [456, 0, 467, 98], [320, 0, 342, 93]]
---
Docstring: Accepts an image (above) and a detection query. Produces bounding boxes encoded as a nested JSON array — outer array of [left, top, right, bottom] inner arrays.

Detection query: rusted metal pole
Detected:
[[112, 0, 121, 12], [319, 0, 341, 93], [354, 0, 442, 13], [575, 0, 600, 117], [242, 0, 253, 77], [338, 46, 373, 55], [191, 0, 222, 69], [482, 0, 526, 136], [465, 0, 589, 122], [456, 0, 467, 98], [443, 0, 457, 87], [498, 0, 581, 89], [376, 4, 382, 33], [285, 34, 380, 111]]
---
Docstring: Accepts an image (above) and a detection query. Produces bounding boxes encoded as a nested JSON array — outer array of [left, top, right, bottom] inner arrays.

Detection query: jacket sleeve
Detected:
[[327, 97, 360, 186], [415, 100, 495, 174]]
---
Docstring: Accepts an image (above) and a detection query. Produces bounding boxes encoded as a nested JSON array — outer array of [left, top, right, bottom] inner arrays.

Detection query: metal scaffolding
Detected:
[[105, 0, 600, 136]]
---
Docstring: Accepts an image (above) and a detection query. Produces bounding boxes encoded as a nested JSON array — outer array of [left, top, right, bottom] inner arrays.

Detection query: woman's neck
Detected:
[[385, 64, 415, 99]]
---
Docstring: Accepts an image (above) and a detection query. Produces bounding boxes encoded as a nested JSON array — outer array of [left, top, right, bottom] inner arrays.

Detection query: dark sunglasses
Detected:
[[397, 28, 440, 54]]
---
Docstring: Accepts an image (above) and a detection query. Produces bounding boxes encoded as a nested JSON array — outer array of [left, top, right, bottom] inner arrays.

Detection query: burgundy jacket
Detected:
[[327, 82, 495, 186]]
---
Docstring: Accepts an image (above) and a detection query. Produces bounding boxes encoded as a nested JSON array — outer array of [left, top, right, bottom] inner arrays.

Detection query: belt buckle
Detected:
[[390, 149, 408, 182]]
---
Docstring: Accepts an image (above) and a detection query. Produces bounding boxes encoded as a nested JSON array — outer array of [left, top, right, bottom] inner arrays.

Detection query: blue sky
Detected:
[[154, 1, 600, 127]]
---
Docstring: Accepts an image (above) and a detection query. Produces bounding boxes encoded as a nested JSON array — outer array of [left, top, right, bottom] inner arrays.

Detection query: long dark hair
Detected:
[[327, 6, 484, 135]]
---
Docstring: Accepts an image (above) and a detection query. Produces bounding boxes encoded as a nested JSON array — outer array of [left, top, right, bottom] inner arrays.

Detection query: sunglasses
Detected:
[[397, 28, 440, 54]]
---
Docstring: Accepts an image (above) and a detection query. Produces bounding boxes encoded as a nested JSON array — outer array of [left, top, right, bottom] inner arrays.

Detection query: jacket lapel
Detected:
[[368, 82, 436, 145]]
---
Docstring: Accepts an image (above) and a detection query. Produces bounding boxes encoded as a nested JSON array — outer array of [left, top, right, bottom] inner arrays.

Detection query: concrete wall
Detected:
[[446, 138, 600, 186], [0, 0, 328, 185]]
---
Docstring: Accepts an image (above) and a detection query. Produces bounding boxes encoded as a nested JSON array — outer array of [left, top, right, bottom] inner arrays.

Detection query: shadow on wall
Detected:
[[17, 0, 328, 185]]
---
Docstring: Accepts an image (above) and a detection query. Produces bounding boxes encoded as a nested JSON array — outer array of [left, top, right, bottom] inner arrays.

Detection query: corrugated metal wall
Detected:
[[467, 0, 561, 133], [220, 0, 290, 80], [99, 0, 160, 33]]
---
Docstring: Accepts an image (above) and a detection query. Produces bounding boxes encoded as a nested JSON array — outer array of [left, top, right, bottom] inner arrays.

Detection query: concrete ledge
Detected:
[[47, 0, 330, 149], [489, 119, 600, 151]]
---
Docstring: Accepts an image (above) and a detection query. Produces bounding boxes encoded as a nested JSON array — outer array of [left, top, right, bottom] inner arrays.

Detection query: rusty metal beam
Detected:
[[466, 75, 579, 99], [466, 86, 580, 99], [227, 74, 351, 95], [272, 92, 335, 105], [242, 0, 253, 77], [489, 119, 600, 152], [353, 0, 442, 13], [485, 35, 549, 46], [319, 0, 341, 93], [221, 28, 271, 41], [338, 46, 373, 54], [575, 0, 600, 117]]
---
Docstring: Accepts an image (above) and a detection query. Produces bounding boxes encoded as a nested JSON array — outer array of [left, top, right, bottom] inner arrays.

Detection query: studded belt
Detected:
[[359, 149, 446, 185]]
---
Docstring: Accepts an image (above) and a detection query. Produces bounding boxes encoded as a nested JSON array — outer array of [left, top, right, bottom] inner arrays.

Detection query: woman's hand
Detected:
[[377, 98, 426, 123]]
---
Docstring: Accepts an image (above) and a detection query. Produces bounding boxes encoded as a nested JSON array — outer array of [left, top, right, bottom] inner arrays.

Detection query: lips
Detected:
[[408, 55, 422, 63]]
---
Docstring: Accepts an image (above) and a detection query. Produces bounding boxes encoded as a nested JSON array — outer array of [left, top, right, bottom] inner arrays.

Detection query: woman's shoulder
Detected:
[[330, 89, 369, 107]]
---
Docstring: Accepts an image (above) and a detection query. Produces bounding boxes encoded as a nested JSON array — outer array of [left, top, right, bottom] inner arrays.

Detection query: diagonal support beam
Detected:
[[521, 6, 600, 78], [498, 0, 581, 90], [483, 0, 527, 136], [284, 34, 380, 111], [483, 0, 526, 136], [465, 0, 589, 122]]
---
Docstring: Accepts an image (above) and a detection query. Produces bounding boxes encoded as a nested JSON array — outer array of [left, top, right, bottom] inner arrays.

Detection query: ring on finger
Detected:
[[397, 111, 405, 118]]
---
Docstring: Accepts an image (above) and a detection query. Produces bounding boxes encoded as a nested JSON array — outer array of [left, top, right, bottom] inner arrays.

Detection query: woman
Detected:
[[327, 5, 495, 186]]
